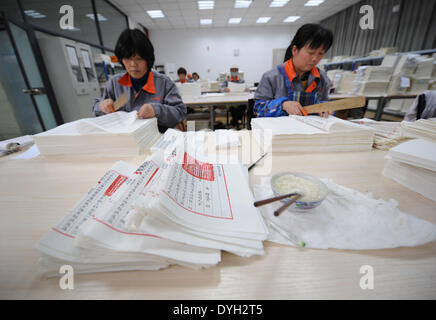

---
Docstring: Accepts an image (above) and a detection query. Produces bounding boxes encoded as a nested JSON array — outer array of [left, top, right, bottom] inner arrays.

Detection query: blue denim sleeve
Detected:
[[254, 97, 288, 117]]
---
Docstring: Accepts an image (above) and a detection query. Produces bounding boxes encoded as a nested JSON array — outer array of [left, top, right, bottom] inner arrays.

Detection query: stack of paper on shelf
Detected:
[[355, 66, 393, 82], [387, 76, 410, 95], [335, 71, 356, 94], [352, 66, 393, 96], [408, 78, 430, 94], [381, 54, 401, 68], [383, 139, 436, 202], [34, 111, 159, 157], [133, 151, 269, 257], [251, 115, 375, 153], [401, 119, 436, 141], [369, 47, 398, 57], [35, 157, 221, 277], [393, 54, 419, 76], [414, 57, 435, 78]]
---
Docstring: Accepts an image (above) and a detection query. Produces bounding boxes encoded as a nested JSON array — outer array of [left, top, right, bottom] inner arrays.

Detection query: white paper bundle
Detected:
[[180, 82, 202, 97], [133, 151, 269, 257], [393, 54, 419, 76], [352, 80, 390, 96], [335, 71, 356, 94], [401, 118, 436, 141], [408, 77, 430, 95], [253, 177, 436, 249], [351, 118, 412, 150], [355, 66, 393, 82], [251, 116, 375, 153], [387, 76, 410, 95], [34, 111, 160, 157], [35, 158, 221, 277], [383, 139, 436, 202], [414, 57, 435, 79], [228, 82, 246, 93]]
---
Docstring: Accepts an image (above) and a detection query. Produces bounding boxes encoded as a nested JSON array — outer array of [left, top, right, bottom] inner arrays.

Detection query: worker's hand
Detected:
[[244, 87, 249, 92], [99, 99, 114, 114], [282, 101, 304, 115], [318, 111, 332, 118], [138, 103, 155, 119], [225, 88, 230, 93]]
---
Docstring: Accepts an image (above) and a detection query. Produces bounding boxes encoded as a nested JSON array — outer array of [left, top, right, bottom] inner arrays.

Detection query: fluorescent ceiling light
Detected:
[[269, 0, 290, 7], [200, 19, 212, 25], [228, 18, 242, 24], [256, 17, 271, 24], [284, 16, 300, 22], [32, 14, 47, 18], [198, 1, 215, 10], [305, 0, 325, 6], [234, 1, 252, 9], [85, 13, 107, 21], [147, 10, 165, 18]]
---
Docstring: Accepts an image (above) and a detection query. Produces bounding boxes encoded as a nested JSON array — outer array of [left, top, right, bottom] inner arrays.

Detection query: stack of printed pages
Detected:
[[401, 118, 436, 141], [251, 115, 375, 153], [35, 133, 268, 277], [383, 139, 436, 202], [34, 111, 159, 156]]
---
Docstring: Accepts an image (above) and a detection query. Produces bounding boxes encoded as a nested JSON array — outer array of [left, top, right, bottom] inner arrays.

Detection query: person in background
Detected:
[[404, 91, 436, 121], [176, 67, 191, 83], [254, 24, 333, 118], [220, 66, 247, 93], [220, 66, 249, 129], [93, 28, 186, 133], [192, 72, 200, 81]]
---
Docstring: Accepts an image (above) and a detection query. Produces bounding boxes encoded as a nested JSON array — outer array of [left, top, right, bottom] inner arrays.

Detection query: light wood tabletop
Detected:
[[0, 144, 435, 299]]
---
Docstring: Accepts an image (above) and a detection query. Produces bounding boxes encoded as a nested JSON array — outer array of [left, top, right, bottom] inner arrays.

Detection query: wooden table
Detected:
[[183, 93, 254, 129], [0, 145, 435, 299]]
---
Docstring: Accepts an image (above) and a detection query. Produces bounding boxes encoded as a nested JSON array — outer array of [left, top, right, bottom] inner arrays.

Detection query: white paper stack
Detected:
[[133, 150, 269, 257], [335, 71, 357, 94], [351, 118, 413, 150], [35, 156, 221, 277], [326, 69, 343, 89], [414, 57, 435, 78], [355, 66, 393, 82], [393, 54, 419, 77], [251, 115, 375, 153], [401, 118, 436, 141], [408, 78, 430, 95], [387, 76, 410, 95], [34, 111, 160, 157], [180, 82, 202, 98], [383, 139, 436, 202], [228, 82, 246, 93], [352, 66, 393, 96]]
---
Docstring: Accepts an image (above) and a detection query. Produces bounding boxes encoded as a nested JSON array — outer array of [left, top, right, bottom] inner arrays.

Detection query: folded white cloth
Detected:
[[253, 177, 436, 250]]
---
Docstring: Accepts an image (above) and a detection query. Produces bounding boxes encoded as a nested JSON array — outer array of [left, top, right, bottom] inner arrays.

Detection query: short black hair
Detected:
[[115, 28, 155, 70], [284, 24, 333, 62], [192, 72, 199, 78], [177, 67, 187, 75]]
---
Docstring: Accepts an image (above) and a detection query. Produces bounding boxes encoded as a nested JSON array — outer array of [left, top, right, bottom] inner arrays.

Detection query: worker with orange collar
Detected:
[[254, 24, 333, 117], [176, 67, 192, 83], [220, 66, 247, 92], [93, 29, 186, 133]]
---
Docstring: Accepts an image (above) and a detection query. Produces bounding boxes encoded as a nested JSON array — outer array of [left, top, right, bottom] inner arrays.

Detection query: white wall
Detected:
[[150, 26, 299, 84]]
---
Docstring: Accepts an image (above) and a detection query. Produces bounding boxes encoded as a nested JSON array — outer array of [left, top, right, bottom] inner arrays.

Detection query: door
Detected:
[[0, 14, 59, 140]]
